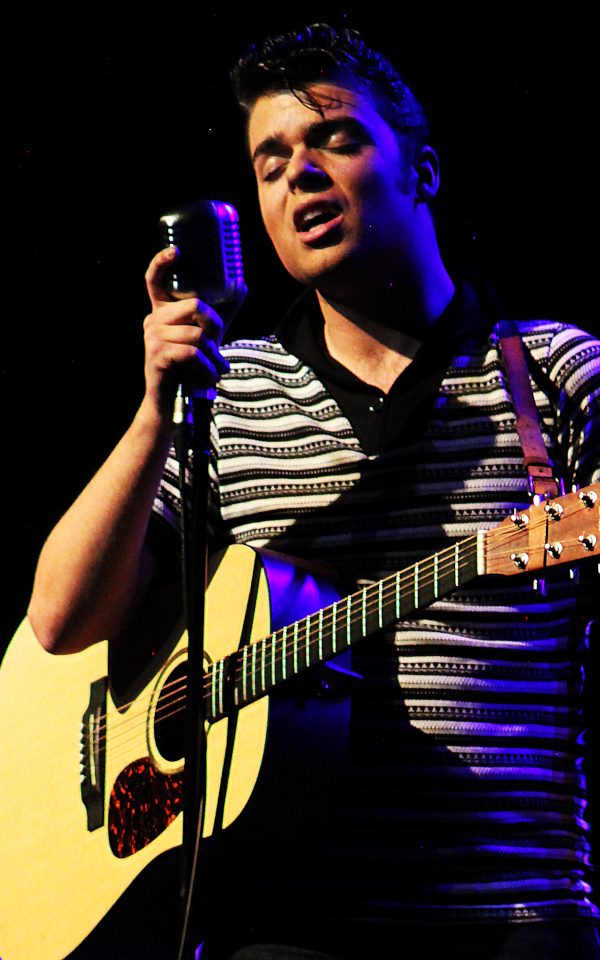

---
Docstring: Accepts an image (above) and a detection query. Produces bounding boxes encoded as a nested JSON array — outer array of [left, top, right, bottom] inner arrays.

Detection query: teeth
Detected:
[[304, 209, 324, 224], [299, 204, 338, 231]]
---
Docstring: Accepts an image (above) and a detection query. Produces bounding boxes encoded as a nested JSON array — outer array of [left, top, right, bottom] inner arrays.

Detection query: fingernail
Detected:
[[165, 245, 178, 258]]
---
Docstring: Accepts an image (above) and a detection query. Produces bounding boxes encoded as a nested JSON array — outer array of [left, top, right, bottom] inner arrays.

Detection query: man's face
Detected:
[[248, 81, 419, 291]]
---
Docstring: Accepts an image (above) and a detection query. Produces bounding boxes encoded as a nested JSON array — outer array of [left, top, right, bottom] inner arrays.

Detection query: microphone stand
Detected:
[[174, 385, 215, 960]]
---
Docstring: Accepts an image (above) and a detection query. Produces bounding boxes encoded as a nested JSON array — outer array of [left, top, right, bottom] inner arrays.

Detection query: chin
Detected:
[[289, 244, 360, 289], [307, 249, 368, 294]]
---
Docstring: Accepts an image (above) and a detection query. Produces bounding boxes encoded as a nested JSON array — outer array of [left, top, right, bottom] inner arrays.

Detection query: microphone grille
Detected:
[[159, 200, 245, 305]]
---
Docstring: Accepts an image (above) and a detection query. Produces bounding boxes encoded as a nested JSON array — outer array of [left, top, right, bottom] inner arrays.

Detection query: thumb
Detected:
[[145, 246, 179, 308]]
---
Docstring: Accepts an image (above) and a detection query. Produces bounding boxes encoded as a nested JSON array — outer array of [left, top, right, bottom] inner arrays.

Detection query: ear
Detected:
[[412, 145, 441, 202]]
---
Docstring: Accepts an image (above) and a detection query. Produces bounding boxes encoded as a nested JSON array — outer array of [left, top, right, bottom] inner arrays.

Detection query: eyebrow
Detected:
[[251, 135, 287, 165], [251, 117, 371, 166]]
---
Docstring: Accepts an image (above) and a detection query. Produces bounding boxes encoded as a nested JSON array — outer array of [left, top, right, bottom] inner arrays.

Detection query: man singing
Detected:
[[28, 23, 600, 960]]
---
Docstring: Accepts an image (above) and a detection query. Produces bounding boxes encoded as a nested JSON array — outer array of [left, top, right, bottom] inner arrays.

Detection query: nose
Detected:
[[287, 150, 332, 193]]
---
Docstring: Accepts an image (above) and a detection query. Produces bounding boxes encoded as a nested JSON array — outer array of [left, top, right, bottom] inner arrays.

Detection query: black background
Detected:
[[4, 4, 598, 642], [2, 2, 600, 951]]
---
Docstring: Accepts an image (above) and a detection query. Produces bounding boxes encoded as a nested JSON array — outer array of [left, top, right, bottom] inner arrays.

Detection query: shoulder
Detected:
[[221, 334, 300, 368], [215, 334, 327, 411], [502, 319, 600, 393]]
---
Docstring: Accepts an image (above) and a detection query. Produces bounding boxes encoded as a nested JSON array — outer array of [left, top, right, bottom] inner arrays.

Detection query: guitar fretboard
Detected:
[[204, 534, 483, 722]]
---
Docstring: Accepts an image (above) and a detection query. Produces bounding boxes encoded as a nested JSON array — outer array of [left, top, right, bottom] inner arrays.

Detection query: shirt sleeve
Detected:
[[543, 323, 600, 487]]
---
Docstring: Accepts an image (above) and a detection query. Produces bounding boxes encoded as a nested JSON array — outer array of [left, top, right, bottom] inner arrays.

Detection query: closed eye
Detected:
[[259, 138, 358, 182], [261, 159, 287, 183], [326, 140, 362, 155], [253, 117, 372, 183], [308, 118, 373, 153]]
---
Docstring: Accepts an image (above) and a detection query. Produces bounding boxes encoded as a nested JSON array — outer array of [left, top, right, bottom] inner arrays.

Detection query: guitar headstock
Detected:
[[485, 484, 600, 577]]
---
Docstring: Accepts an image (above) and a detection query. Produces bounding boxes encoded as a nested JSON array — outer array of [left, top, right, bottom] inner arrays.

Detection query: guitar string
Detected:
[[91, 538, 592, 767], [92, 528, 486, 747], [86, 529, 483, 755], [148, 531, 587, 746], [87, 515, 589, 757], [163, 512, 591, 724], [0, 500, 590, 824], [87, 511, 590, 759]]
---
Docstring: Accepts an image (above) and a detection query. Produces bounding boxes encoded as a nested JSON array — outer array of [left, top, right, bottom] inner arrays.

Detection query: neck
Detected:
[[316, 255, 455, 393]]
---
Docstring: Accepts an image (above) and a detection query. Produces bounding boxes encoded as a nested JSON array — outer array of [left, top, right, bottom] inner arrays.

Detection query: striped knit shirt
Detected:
[[153, 315, 600, 932]]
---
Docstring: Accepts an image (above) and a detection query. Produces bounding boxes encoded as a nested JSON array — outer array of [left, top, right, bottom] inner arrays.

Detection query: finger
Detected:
[[158, 342, 226, 386], [145, 319, 230, 376], [166, 330, 230, 375], [145, 246, 179, 308], [150, 297, 226, 340]]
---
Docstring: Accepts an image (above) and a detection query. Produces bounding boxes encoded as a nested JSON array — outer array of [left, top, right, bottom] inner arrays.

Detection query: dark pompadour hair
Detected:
[[231, 22, 429, 143]]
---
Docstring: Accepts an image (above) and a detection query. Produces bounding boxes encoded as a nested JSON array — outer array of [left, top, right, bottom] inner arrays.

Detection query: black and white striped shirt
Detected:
[[154, 295, 600, 933]]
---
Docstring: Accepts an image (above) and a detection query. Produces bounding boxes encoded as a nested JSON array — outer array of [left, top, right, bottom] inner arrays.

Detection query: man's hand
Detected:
[[143, 246, 232, 416]]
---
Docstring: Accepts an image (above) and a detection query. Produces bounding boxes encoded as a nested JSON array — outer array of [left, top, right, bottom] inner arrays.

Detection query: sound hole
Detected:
[[154, 662, 187, 762]]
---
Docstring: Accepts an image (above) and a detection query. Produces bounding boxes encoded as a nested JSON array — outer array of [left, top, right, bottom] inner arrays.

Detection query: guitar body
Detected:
[[0, 544, 345, 960], [1, 484, 597, 958]]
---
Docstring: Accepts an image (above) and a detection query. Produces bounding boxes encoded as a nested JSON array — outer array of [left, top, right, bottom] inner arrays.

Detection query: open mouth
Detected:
[[295, 202, 343, 244]]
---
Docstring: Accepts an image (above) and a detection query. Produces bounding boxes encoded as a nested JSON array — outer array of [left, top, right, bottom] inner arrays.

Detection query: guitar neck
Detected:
[[204, 534, 483, 722], [203, 482, 600, 721]]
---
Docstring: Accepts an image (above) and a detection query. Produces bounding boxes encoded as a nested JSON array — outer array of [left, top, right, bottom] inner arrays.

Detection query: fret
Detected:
[[260, 638, 266, 692], [434, 553, 439, 599], [454, 543, 460, 585], [361, 587, 367, 635], [414, 561, 419, 608], [218, 661, 224, 718], [293, 621, 299, 675], [378, 581, 383, 629], [318, 609, 324, 661], [395, 571, 401, 618], [242, 646, 249, 702], [331, 602, 337, 653], [305, 616, 311, 668], [281, 627, 287, 680], [210, 663, 217, 721], [251, 643, 257, 698], [271, 632, 277, 687], [346, 595, 352, 646]]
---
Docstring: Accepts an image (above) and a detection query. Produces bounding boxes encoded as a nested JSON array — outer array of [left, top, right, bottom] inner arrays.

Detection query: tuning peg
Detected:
[[545, 542, 564, 559], [510, 509, 529, 528], [510, 552, 529, 570], [545, 502, 564, 521], [579, 489, 598, 508]]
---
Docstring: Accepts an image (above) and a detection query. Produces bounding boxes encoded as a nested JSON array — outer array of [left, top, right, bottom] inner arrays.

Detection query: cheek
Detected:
[[258, 192, 287, 249], [358, 166, 412, 223], [264, 221, 290, 263]]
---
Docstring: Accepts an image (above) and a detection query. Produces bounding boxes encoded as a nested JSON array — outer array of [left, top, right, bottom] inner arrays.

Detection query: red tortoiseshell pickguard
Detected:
[[108, 758, 183, 858]]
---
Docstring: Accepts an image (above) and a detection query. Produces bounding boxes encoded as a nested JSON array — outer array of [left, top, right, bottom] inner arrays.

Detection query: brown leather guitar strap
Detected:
[[498, 319, 561, 500]]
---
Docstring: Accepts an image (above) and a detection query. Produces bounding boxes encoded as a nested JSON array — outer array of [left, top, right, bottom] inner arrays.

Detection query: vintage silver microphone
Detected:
[[158, 200, 246, 960], [160, 199, 245, 408], [159, 199, 245, 307]]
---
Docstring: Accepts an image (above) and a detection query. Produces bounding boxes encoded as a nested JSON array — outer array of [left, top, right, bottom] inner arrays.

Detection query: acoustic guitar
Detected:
[[0, 484, 598, 959]]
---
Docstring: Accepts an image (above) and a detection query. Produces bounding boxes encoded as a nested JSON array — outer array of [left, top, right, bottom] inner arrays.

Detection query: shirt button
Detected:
[[368, 395, 385, 413]]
